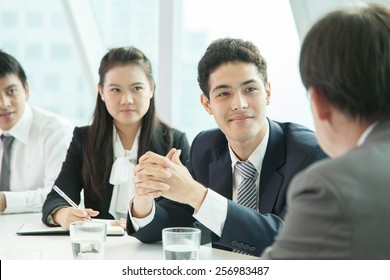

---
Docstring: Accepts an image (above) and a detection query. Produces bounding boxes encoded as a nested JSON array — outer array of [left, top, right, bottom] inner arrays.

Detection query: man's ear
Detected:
[[24, 82, 30, 100], [309, 86, 331, 121], [265, 82, 271, 105], [200, 93, 213, 115]]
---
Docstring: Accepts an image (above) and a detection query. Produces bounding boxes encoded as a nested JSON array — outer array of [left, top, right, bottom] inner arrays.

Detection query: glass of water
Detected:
[[162, 227, 201, 260], [70, 221, 107, 260]]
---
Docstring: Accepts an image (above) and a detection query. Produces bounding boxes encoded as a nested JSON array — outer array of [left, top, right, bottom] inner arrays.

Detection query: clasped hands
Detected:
[[132, 148, 207, 217]]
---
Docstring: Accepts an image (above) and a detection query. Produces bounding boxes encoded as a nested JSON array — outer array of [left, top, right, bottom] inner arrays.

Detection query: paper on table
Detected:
[[16, 220, 125, 236]]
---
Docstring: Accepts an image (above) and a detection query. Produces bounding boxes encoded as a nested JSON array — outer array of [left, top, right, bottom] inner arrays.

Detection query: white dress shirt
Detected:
[[357, 120, 379, 146], [193, 125, 269, 236], [129, 123, 270, 236], [108, 126, 139, 220], [0, 104, 73, 213]]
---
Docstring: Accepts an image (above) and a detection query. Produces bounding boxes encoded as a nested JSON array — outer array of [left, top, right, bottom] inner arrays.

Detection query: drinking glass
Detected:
[[162, 227, 201, 260], [69, 221, 106, 260]]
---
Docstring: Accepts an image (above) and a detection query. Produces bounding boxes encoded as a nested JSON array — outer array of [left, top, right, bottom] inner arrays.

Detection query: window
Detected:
[[0, 0, 313, 141], [89, 0, 159, 74], [0, 0, 93, 126], [177, 0, 313, 141], [1, 11, 19, 27], [26, 11, 43, 28]]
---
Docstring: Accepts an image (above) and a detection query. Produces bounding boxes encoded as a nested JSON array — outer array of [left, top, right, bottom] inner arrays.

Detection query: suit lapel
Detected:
[[209, 145, 233, 199], [259, 120, 285, 213], [206, 121, 287, 213]]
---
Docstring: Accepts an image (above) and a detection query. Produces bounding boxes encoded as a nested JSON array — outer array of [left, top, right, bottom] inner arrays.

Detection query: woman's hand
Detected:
[[52, 207, 99, 229], [111, 218, 126, 229]]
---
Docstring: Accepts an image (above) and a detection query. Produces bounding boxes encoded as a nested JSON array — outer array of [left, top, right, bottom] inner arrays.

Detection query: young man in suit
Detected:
[[261, 3, 390, 259], [128, 38, 327, 256], [0, 50, 73, 214]]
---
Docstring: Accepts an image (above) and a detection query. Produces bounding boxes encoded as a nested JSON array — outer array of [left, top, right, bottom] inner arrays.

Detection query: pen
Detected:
[[52, 185, 92, 220]]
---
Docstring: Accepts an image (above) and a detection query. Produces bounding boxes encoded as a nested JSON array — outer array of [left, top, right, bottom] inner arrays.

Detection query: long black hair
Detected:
[[82, 47, 173, 198]]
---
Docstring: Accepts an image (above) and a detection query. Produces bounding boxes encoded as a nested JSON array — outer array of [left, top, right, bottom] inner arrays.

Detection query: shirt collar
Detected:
[[357, 120, 380, 146], [113, 124, 140, 161], [229, 121, 270, 173], [1, 104, 32, 144]]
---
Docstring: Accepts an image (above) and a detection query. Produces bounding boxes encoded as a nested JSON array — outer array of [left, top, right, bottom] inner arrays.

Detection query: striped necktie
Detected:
[[235, 161, 257, 210], [0, 135, 15, 191]]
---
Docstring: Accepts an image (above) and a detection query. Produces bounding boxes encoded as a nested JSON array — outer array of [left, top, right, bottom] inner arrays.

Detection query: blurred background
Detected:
[[1, 0, 388, 142]]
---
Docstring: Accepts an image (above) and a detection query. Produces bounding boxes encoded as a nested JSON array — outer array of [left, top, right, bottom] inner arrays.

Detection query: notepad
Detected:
[[16, 221, 125, 236]]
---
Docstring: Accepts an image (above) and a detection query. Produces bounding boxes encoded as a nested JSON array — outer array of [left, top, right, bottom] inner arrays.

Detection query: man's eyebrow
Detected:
[[240, 79, 259, 87], [211, 84, 232, 93], [4, 84, 18, 90], [210, 79, 262, 95]]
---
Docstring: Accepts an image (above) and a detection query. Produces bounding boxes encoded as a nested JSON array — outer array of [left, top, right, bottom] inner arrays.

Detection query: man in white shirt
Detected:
[[127, 38, 327, 256], [0, 50, 73, 214]]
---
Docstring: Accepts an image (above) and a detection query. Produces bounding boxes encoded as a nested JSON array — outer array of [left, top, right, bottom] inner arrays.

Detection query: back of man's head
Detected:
[[0, 50, 28, 87], [197, 38, 268, 98], [299, 3, 390, 121]]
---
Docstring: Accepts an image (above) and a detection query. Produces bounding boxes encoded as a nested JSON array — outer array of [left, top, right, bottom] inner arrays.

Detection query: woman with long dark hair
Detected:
[[42, 47, 190, 229]]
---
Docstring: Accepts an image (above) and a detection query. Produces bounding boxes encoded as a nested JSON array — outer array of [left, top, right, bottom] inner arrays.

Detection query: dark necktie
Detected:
[[235, 161, 257, 210], [0, 135, 15, 191], [233, 161, 257, 254]]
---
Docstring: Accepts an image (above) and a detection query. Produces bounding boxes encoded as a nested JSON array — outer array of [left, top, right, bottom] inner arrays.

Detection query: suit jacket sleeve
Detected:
[[172, 129, 190, 164], [127, 199, 195, 242], [260, 167, 346, 259], [216, 200, 284, 256]]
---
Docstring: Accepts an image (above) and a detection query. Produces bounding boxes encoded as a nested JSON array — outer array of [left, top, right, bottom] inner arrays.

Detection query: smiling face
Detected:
[[0, 74, 29, 131], [201, 61, 270, 152], [98, 64, 154, 132]]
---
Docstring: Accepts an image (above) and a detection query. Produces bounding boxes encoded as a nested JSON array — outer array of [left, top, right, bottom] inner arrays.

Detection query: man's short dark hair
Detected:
[[197, 38, 268, 98], [299, 3, 390, 120], [0, 50, 28, 87]]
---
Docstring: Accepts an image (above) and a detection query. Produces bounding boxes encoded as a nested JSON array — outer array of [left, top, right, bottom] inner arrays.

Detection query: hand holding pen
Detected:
[[52, 185, 99, 229]]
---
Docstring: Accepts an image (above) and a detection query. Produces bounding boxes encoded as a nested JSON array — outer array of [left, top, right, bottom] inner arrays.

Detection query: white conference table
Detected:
[[0, 213, 259, 260]]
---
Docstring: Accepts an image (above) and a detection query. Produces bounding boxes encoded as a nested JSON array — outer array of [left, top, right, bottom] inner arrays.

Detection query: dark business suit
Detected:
[[42, 126, 190, 225], [188, 119, 327, 217], [128, 119, 327, 255]]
